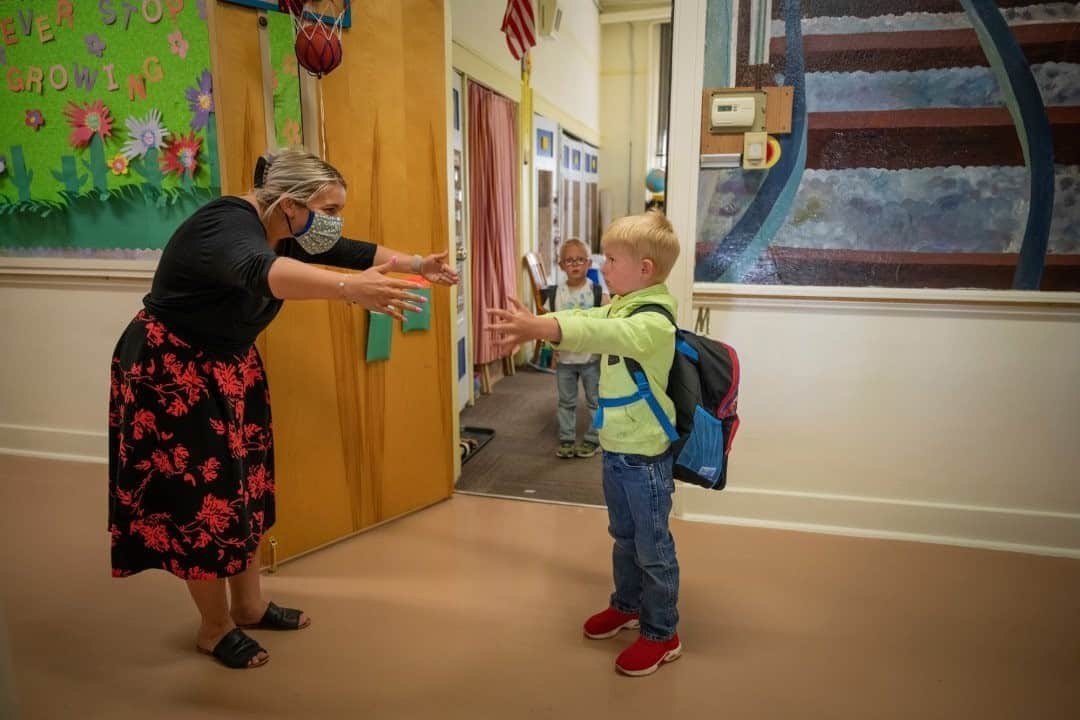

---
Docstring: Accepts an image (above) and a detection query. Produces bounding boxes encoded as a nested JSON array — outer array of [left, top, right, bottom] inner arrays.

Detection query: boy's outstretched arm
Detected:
[[488, 298, 562, 354]]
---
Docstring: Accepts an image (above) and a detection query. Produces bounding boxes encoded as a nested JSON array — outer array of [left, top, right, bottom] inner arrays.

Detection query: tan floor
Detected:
[[2, 455, 1079, 720]]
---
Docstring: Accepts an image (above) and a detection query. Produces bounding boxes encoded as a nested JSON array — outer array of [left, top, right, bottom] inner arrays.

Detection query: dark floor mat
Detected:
[[460, 426, 495, 464]]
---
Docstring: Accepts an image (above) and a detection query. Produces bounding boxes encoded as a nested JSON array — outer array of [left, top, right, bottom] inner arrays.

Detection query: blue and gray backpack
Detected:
[[598, 304, 740, 490]]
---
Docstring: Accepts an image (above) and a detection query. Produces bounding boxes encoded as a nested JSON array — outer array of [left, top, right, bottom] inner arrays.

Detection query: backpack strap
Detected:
[[592, 303, 679, 442]]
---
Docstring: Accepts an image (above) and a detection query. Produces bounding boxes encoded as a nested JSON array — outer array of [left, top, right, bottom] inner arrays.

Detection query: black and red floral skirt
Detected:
[[108, 310, 275, 580]]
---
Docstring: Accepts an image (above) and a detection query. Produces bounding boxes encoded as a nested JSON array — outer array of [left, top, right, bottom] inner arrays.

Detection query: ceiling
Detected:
[[597, 0, 673, 12]]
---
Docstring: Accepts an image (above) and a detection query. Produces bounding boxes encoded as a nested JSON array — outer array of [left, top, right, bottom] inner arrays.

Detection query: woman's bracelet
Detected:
[[410, 254, 423, 273]]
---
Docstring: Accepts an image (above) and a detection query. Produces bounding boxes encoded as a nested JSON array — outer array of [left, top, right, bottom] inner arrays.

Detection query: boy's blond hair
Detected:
[[559, 237, 589, 261], [601, 211, 680, 281]]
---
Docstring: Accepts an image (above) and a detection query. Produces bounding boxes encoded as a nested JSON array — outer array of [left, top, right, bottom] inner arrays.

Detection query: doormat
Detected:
[[460, 426, 495, 464]]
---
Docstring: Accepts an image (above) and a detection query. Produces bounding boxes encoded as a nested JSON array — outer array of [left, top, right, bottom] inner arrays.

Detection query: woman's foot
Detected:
[[232, 601, 311, 630], [197, 622, 269, 669]]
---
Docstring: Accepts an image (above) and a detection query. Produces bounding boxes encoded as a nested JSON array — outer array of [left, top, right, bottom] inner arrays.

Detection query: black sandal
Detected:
[[238, 601, 311, 631], [198, 628, 268, 669]]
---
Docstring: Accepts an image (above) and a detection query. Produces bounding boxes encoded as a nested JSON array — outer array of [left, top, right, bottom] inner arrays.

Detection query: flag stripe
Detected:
[[500, 0, 536, 61]]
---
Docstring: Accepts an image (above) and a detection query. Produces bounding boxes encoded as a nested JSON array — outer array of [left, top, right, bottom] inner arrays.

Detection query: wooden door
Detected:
[[208, 0, 454, 565]]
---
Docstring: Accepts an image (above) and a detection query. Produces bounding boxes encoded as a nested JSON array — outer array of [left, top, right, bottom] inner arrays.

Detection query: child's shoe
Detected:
[[556, 442, 576, 459], [583, 606, 640, 639], [615, 634, 682, 676], [575, 441, 599, 458]]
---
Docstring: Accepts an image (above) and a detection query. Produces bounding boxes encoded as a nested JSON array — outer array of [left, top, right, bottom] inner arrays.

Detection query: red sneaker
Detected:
[[615, 634, 682, 676], [582, 606, 640, 639]]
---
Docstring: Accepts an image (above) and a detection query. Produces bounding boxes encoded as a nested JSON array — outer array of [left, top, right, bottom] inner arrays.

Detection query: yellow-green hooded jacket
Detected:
[[551, 283, 676, 456]]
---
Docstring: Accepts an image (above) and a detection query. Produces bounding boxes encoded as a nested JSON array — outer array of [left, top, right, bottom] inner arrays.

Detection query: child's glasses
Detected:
[[562, 257, 589, 266]]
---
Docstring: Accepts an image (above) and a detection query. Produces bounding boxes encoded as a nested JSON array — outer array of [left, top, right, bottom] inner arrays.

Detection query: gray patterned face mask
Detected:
[[290, 208, 343, 254]]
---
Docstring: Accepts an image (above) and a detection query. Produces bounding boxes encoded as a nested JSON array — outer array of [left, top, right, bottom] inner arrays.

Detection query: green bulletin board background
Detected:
[[0, 0, 219, 258], [268, 9, 302, 151]]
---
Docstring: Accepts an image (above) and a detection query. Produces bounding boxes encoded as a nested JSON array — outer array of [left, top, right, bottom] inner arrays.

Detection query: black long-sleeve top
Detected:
[[144, 196, 377, 352]]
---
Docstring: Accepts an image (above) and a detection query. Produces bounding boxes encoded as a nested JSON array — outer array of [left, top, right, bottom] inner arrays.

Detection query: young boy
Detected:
[[490, 212, 682, 676], [551, 238, 609, 459]]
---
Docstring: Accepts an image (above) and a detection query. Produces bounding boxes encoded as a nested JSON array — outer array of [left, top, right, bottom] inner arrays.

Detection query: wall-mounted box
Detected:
[[700, 86, 794, 156]]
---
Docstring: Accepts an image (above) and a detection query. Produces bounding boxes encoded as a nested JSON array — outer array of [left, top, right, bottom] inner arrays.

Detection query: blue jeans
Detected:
[[602, 450, 680, 641], [556, 361, 599, 444]]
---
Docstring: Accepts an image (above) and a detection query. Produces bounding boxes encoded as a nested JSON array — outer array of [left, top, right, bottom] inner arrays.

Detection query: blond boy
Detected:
[[490, 212, 683, 676]]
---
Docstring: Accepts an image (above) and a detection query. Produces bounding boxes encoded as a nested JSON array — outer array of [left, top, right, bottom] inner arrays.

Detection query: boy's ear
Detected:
[[641, 257, 655, 276]]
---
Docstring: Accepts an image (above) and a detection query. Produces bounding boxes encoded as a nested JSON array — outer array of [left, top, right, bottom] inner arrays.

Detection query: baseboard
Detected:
[[674, 484, 1080, 559], [0, 424, 106, 464]]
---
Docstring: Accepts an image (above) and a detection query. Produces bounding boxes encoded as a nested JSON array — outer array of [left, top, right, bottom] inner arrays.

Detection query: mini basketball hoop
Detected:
[[281, 0, 348, 78]]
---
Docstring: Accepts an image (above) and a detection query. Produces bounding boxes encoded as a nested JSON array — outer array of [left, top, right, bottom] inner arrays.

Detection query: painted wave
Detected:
[[803, 63, 1080, 111], [771, 2, 1079, 36], [697, 165, 1079, 254]]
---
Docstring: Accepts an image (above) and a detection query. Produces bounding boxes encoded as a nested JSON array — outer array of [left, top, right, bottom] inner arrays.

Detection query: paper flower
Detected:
[[85, 33, 106, 58], [168, 30, 189, 60], [283, 118, 302, 147], [185, 70, 214, 131], [122, 109, 171, 159], [283, 54, 298, 77], [64, 100, 114, 148], [0, 155, 6, 175], [161, 132, 202, 177], [109, 154, 130, 175], [25, 109, 45, 131]]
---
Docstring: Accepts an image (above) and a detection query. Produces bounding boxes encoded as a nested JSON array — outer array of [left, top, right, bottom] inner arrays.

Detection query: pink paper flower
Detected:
[[63, 100, 114, 148], [168, 30, 189, 60], [283, 118, 302, 147], [161, 132, 202, 177]]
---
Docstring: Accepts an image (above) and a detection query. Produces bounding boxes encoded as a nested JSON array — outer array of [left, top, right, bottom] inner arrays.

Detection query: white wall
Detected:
[[0, 273, 150, 461], [665, 0, 1080, 557], [599, 20, 653, 219], [530, 0, 600, 136], [673, 298, 1080, 557], [449, 0, 600, 138]]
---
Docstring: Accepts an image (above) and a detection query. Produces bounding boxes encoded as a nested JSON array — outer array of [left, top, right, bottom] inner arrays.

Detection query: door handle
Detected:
[[456, 247, 468, 262]]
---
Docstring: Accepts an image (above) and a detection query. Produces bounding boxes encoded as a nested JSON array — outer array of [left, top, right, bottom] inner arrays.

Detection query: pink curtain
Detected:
[[468, 82, 519, 365]]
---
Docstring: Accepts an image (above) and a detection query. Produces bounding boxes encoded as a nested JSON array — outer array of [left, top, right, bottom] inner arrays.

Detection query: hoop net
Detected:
[[281, 0, 347, 41]]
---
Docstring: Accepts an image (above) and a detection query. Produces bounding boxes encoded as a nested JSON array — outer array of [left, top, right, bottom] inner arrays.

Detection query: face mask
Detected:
[[288, 207, 343, 254]]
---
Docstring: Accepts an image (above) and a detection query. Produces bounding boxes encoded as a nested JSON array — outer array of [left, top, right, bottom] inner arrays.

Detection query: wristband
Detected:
[[410, 254, 423, 273]]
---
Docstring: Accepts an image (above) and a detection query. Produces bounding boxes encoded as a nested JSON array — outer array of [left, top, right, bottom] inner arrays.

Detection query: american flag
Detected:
[[500, 0, 536, 61]]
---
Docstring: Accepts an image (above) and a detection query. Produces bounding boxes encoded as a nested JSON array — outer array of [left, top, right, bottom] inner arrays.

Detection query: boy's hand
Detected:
[[488, 297, 561, 353]]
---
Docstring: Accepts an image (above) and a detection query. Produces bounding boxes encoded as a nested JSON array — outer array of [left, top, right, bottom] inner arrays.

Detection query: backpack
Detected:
[[605, 304, 740, 490]]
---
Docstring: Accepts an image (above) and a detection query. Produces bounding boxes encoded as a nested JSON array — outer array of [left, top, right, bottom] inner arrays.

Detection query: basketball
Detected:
[[294, 21, 344, 77]]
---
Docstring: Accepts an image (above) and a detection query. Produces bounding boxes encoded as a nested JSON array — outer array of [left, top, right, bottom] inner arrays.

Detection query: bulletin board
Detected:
[[0, 0, 219, 260]]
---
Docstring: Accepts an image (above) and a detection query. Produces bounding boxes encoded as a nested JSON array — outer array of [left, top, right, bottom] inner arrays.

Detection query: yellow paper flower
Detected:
[[109, 154, 130, 175]]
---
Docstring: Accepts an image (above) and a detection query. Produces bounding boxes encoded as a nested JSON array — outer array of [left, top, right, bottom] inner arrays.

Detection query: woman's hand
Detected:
[[487, 297, 561, 353], [419, 252, 460, 286], [345, 257, 427, 321]]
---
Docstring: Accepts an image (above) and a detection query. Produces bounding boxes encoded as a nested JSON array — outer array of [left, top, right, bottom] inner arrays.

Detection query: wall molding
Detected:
[[452, 41, 522, 103], [0, 257, 157, 281], [0, 424, 107, 464], [695, 282, 1080, 309], [674, 484, 1080, 559]]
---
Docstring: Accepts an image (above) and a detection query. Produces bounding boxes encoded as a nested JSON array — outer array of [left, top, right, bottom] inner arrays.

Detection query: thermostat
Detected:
[[710, 94, 756, 131]]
